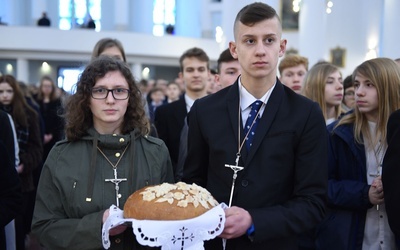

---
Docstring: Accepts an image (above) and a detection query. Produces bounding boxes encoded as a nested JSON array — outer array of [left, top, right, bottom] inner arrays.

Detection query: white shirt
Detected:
[[7, 114, 20, 167], [238, 77, 275, 128], [362, 121, 395, 250], [184, 94, 195, 113], [326, 118, 336, 126]]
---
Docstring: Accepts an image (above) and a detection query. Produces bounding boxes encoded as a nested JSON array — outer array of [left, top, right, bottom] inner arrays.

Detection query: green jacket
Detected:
[[32, 128, 174, 249]]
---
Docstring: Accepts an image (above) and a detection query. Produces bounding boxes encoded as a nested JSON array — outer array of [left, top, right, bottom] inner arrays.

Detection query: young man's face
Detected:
[[150, 90, 165, 104], [343, 86, 355, 109], [216, 60, 241, 89], [229, 17, 286, 81], [166, 83, 181, 101], [180, 57, 209, 94], [280, 64, 307, 94]]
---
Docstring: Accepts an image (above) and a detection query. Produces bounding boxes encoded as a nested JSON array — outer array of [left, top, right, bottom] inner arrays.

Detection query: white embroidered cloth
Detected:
[[102, 203, 227, 249]]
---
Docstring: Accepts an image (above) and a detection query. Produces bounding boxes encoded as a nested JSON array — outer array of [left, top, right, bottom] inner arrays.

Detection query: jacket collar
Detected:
[[84, 127, 132, 149]]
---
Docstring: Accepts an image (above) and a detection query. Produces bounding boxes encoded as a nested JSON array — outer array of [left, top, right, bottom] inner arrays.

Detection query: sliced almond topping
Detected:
[[139, 182, 218, 209]]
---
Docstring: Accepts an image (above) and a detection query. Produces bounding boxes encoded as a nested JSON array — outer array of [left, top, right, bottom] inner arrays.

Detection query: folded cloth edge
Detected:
[[102, 203, 227, 249]]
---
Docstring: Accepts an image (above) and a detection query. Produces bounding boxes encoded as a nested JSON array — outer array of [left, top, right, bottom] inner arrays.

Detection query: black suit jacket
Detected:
[[0, 110, 22, 228], [154, 96, 187, 178], [183, 80, 328, 249], [382, 109, 400, 239]]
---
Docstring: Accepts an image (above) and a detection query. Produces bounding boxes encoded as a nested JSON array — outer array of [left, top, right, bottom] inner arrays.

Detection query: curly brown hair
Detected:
[[64, 56, 150, 141]]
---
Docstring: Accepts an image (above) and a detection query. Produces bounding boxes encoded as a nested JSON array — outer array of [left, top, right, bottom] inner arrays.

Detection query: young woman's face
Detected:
[[324, 70, 343, 108], [90, 70, 130, 134], [41, 79, 53, 96], [0, 82, 14, 105], [354, 73, 379, 122]]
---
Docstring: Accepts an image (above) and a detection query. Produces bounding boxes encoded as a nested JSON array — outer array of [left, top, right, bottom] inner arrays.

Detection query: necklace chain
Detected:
[[373, 139, 385, 167], [97, 143, 129, 169]]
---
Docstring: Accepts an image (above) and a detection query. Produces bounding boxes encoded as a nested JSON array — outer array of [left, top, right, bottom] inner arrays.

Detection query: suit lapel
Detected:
[[226, 82, 245, 161], [245, 81, 284, 165], [174, 97, 187, 124]]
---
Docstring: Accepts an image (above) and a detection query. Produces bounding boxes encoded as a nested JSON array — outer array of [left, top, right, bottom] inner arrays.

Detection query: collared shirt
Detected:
[[184, 94, 195, 113], [238, 77, 276, 127]]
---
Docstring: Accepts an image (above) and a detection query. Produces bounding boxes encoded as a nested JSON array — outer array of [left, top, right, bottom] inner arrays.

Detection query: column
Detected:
[[129, 0, 153, 35], [16, 58, 29, 83], [113, 0, 129, 31], [175, 0, 201, 38], [380, 0, 400, 58], [131, 63, 142, 82], [31, 0, 45, 25], [201, 0, 214, 39], [298, 0, 327, 67], [45, 0, 58, 28], [0, 0, 11, 24]]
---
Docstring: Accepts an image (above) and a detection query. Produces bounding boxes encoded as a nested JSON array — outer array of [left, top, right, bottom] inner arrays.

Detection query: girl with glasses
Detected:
[[32, 56, 174, 249]]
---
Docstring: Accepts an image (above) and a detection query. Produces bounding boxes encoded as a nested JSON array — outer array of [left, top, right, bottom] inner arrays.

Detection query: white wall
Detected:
[[0, 26, 221, 82]]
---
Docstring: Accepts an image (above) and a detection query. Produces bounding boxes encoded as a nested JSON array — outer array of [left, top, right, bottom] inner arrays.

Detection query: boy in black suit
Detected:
[[183, 2, 327, 249], [155, 47, 210, 181]]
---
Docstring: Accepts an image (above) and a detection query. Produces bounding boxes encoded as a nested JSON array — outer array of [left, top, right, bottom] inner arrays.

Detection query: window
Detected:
[[58, 66, 85, 94], [59, 0, 101, 31], [153, 0, 175, 36]]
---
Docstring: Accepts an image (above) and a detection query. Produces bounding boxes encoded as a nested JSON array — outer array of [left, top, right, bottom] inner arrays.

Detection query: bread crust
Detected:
[[123, 182, 219, 220]]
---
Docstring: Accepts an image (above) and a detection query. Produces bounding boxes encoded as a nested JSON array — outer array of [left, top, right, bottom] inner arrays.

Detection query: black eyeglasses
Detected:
[[91, 88, 130, 100]]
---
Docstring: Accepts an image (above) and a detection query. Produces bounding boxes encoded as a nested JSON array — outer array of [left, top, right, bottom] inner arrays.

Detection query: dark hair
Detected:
[[234, 2, 280, 37], [149, 87, 164, 95], [342, 75, 353, 90], [64, 56, 149, 141], [138, 79, 148, 87], [0, 75, 38, 128], [179, 47, 210, 72], [217, 48, 237, 73], [91, 38, 126, 62]]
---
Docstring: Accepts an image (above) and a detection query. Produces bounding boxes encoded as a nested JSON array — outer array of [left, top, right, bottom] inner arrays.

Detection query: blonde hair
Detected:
[[335, 58, 400, 148], [302, 63, 342, 121]]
